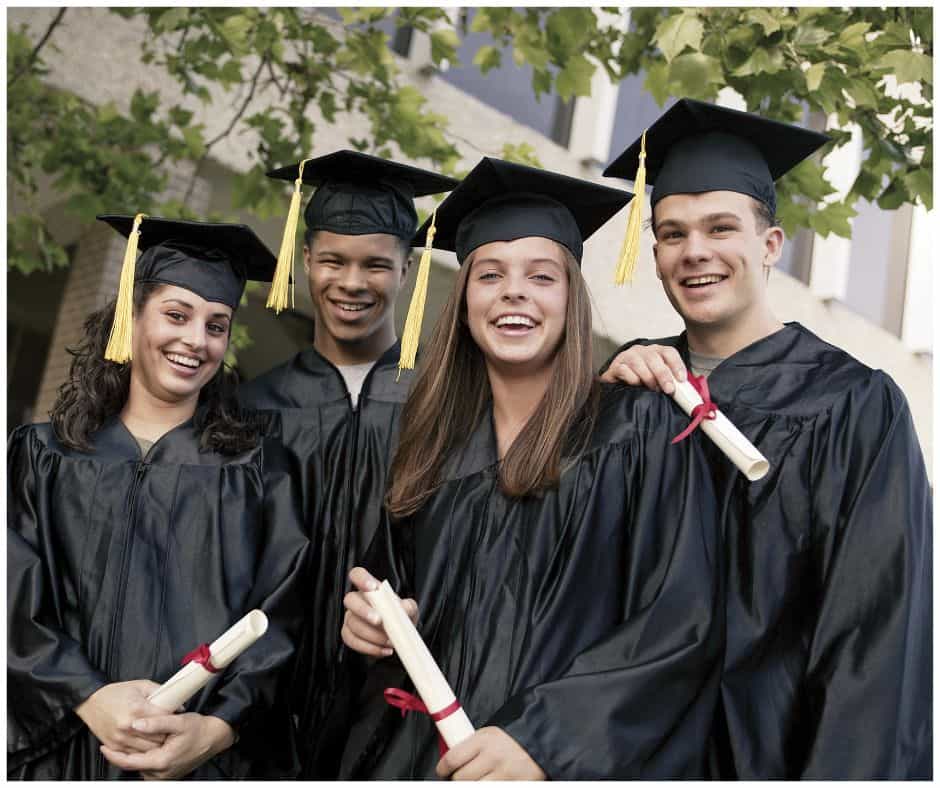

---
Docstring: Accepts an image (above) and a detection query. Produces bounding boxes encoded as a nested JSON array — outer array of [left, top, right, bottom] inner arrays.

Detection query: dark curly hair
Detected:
[[50, 282, 261, 455]]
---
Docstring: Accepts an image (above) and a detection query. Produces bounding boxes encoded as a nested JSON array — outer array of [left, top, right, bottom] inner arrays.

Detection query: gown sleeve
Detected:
[[487, 397, 724, 779], [800, 372, 932, 778], [7, 426, 109, 768], [198, 438, 311, 778]]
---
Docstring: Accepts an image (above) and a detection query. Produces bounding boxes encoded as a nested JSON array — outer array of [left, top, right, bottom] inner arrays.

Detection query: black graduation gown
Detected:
[[7, 418, 309, 780], [238, 341, 412, 777], [340, 385, 724, 779], [602, 322, 932, 778]]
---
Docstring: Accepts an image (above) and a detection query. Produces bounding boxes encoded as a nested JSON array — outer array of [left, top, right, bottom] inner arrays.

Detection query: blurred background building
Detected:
[[7, 7, 933, 469]]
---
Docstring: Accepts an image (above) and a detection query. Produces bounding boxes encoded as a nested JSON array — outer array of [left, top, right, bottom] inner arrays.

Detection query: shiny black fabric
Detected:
[[340, 385, 724, 779], [7, 419, 309, 780], [601, 323, 933, 778], [238, 341, 412, 778]]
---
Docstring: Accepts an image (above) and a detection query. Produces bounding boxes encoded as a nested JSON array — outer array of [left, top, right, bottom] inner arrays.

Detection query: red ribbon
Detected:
[[671, 373, 718, 444], [384, 688, 462, 756], [181, 643, 220, 673]]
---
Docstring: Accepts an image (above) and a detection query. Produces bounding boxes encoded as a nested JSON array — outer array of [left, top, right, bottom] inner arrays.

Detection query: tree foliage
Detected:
[[470, 6, 932, 238], [8, 6, 933, 281]]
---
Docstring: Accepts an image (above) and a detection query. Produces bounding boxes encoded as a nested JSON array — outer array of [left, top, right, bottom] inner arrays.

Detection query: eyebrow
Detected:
[[315, 250, 396, 264], [162, 298, 230, 320], [654, 211, 743, 232]]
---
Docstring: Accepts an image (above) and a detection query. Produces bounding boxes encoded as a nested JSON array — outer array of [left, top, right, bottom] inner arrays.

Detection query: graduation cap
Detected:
[[398, 157, 633, 374], [97, 214, 276, 364], [603, 98, 830, 284], [264, 150, 459, 314]]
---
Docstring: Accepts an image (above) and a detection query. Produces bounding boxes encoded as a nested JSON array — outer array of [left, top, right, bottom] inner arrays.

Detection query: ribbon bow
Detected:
[[384, 688, 462, 756], [671, 373, 718, 444], [181, 643, 220, 673]]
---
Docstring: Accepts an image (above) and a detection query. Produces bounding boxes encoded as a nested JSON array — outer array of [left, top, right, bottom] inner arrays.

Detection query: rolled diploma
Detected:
[[147, 609, 269, 712], [672, 378, 770, 481], [365, 581, 475, 749]]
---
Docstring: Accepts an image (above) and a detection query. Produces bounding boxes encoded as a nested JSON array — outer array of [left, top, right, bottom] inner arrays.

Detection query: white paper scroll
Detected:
[[672, 378, 770, 482], [147, 610, 269, 712], [365, 581, 475, 749]]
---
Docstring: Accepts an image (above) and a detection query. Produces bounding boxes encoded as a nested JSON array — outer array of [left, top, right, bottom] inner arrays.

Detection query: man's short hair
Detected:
[[303, 228, 412, 264], [648, 194, 778, 234]]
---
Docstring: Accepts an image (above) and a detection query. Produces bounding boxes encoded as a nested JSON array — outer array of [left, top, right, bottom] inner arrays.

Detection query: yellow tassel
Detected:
[[266, 159, 310, 314], [104, 212, 146, 363], [614, 129, 647, 285], [397, 207, 437, 380]]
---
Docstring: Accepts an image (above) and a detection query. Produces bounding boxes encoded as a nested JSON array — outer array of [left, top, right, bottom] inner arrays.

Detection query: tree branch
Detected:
[[8, 8, 67, 88], [181, 56, 268, 205]]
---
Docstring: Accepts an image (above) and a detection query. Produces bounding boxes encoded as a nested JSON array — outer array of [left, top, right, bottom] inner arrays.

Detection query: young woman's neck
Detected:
[[686, 303, 784, 360], [313, 317, 397, 367], [120, 375, 198, 444], [487, 361, 554, 459]]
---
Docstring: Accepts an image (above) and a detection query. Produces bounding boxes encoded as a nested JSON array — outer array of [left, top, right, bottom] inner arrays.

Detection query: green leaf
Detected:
[[846, 78, 880, 108], [653, 11, 704, 62], [430, 29, 460, 66], [221, 14, 252, 53], [838, 21, 871, 47], [903, 168, 932, 210], [872, 50, 933, 85], [668, 52, 722, 97], [545, 7, 595, 58], [644, 60, 671, 106], [472, 44, 502, 73], [792, 24, 831, 48], [155, 7, 188, 32], [731, 47, 786, 77], [876, 178, 911, 210], [804, 62, 826, 92], [181, 125, 205, 158], [745, 9, 781, 36], [555, 54, 595, 101], [808, 200, 857, 238], [531, 68, 552, 98]]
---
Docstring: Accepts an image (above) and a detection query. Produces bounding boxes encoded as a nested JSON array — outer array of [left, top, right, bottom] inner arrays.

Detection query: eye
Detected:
[[478, 271, 501, 281], [369, 262, 393, 271], [711, 225, 736, 234], [531, 273, 555, 282], [660, 230, 683, 241], [318, 258, 342, 267], [166, 310, 185, 322], [208, 322, 228, 335]]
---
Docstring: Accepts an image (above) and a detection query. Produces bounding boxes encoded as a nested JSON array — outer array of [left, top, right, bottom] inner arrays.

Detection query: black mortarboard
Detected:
[[263, 150, 459, 314], [396, 157, 632, 375], [603, 98, 830, 215], [267, 149, 459, 239], [413, 157, 633, 263], [97, 214, 276, 362]]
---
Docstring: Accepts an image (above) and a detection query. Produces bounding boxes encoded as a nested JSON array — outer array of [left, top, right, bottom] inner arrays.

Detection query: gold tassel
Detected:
[[397, 207, 437, 380], [614, 129, 647, 285], [104, 212, 146, 363], [266, 159, 310, 314]]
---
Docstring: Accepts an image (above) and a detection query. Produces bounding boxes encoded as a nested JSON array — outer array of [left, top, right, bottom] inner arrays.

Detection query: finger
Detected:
[[451, 755, 493, 781], [132, 714, 187, 736], [647, 356, 678, 395], [631, 358, 662, 392], [348, 566, 380, 592], [101, 745, 171, 773], [116, 732, 166, 753], [344, 591, 383, 627], [344, 611, 391, 646], [402, 598, 419, 623], [342, 624, 393, 658], [662, 347, 687, 381], [436, 736, 483, 778], [616, 363, 642, 387]]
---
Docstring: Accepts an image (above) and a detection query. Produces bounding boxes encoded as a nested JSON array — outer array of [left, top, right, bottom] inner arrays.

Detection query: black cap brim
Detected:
[[266, 149, 459, 196], [97, 215, 277, 284], [414, 157, 633, 261]]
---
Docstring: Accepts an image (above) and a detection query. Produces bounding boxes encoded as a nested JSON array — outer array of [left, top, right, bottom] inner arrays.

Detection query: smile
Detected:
[[164, 352, 202, 369], [331, 300, 374, 313], [681, 274, 728, 288], [494, 314, 537, 328]]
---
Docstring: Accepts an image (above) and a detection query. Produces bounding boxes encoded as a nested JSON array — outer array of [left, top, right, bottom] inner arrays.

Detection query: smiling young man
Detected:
[[600, 100, 932, 779], [238, 151, 458, 777]]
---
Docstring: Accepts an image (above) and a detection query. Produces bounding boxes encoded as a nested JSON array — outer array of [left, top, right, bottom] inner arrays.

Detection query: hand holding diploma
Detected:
[[343, 567, 419, 658]]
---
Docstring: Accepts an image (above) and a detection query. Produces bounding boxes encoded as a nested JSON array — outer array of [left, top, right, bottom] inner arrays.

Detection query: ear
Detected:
[[302, 244, 312, 277], [762, 226, 785, 271], [401, 251, 413, 284], [652, 242, 663, 281]]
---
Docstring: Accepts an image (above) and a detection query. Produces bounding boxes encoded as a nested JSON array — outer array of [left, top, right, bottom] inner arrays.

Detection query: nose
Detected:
[[682, 230, 713, 264], [337, 263, 367, 293], [500, 270, 529, 303], [182, 320, 208, 353]]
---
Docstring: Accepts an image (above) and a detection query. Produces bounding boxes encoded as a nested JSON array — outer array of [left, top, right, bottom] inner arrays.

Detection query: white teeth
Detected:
[[495, 315, 535, 328], [336, 302, 370, 312], [166, 352, 200, 368], [684, 275, 725, 286]]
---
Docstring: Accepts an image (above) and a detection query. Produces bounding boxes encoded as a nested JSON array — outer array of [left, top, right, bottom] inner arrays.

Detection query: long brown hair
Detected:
[[50, 282, 260, 455], [386, 242, 600, 519]]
